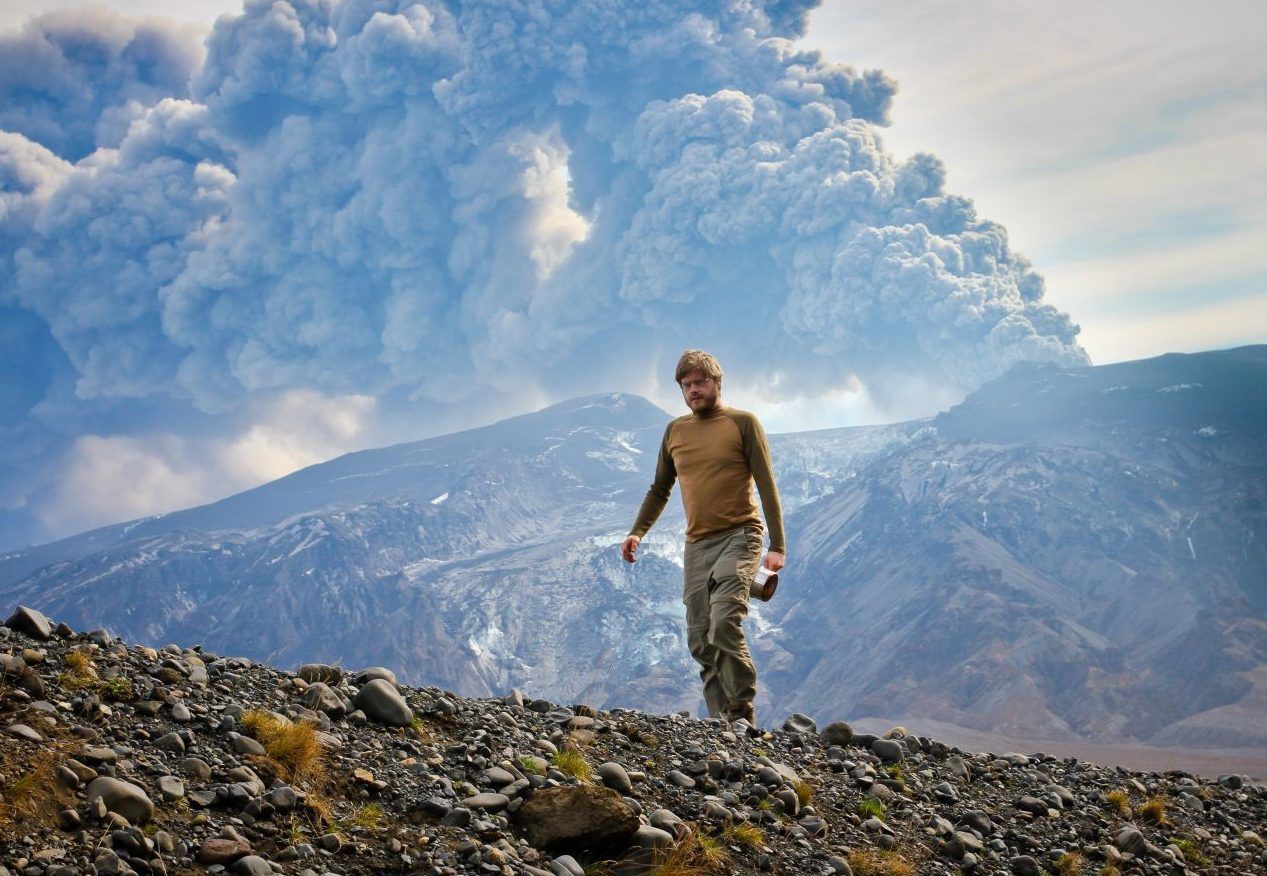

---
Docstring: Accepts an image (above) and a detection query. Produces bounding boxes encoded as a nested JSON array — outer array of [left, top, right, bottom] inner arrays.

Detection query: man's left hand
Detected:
[[763, 551, 785, 572]]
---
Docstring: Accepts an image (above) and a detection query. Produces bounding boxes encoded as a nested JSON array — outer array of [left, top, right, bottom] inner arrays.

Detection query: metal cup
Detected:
[[750, 565, 778, 601]]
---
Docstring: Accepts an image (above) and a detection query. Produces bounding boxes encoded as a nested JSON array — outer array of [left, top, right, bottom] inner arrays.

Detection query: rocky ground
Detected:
[[2, 605, 1265, 876]]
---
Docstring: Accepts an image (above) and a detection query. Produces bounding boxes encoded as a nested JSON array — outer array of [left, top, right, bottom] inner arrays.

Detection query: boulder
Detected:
[[298, 664, 343, 684], [354, 678, 413, 727], [4, 605, 53, 639], [355, 666, 397, 685], [515, 785, 639, 852], [782, 713, 817, 734], [301, 682, 347, 717], [821, 721, 853, 747], [85, 777, 153, 824]]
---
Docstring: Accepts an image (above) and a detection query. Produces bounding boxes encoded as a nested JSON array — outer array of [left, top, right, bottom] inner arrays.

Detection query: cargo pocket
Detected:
[[738, 527, 764, 585]]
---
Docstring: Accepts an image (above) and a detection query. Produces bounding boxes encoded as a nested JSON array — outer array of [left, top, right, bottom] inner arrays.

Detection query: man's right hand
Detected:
[[620, 535, 640, 563]]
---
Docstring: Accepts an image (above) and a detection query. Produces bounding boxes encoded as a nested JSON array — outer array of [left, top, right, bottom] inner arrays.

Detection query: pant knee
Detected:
[[709, 598, 747, 650], [687, 626, 713, 662]]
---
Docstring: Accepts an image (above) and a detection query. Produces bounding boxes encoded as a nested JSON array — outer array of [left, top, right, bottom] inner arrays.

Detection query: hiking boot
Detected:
[[726, 702, 756, 727]]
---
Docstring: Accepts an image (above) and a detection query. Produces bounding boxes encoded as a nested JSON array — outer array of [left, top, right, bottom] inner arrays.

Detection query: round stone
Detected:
[[782, 713, 817, 734], [158, 775, 185, 801], [821, 721, 854, 747], [4, 723, 43, 742], [154, 732, 185, 753], [597, 762, 633, 795], [231, 855, 273, 875], [355, 666, 397, 685], [85, 776, 154, 824], [462, 792, 510, 812], [871, 739, 903, 763], [354, 678, 413, 727], [180, 757, 212, 780]]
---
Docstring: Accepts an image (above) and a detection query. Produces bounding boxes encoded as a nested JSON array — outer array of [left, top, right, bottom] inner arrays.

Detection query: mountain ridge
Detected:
[[1, 346, 1264, 754]]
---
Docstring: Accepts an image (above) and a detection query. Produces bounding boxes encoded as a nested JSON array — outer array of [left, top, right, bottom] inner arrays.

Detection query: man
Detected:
[[621, 349, 785, 726]]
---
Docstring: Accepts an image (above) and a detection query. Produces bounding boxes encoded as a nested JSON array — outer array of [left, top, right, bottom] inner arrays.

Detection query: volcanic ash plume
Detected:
[[1, 0, 1087, 411]]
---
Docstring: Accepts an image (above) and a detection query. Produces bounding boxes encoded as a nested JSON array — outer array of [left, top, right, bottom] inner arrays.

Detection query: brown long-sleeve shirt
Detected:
[[628, 406, 785, 554]]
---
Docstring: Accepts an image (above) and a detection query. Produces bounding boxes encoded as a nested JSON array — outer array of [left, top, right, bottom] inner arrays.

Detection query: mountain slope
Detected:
[[0, 392, 913, 716], [764, 346, 1267, 745], [1, 348, 1264, 747]]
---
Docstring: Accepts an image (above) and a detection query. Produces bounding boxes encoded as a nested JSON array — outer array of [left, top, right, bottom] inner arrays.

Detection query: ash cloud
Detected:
[[0, 0, 1088, 546], [0, 9, 202, 160]]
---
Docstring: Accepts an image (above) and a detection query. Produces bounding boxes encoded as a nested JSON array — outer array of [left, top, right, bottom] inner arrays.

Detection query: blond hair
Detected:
[[675, 349, 724, 387]]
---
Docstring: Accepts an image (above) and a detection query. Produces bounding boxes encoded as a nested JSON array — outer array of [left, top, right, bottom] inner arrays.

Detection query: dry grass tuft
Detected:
[[791, 778, 814, 808], [1054, 851, 1083, 875], [304, 789, 334, 826], [64, 649, 94, 675], [58, 648, 98, 689], [1105, 788, 1130, 816], [242, 709, 326, 786], [648, 826, 730, 875], [0, 743, 74, 836], [847, 848, 916, 876], [1138, 796, 1167, 825], [551, 749, 592, 782], [410, 715, 434, 743]]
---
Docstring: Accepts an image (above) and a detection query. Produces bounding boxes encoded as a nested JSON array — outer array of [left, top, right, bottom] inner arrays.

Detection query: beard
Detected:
[[687, 387, 721, 414]]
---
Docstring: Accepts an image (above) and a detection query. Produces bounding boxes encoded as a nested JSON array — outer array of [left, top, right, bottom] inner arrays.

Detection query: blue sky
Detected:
[[0, 0, 1262, 548]]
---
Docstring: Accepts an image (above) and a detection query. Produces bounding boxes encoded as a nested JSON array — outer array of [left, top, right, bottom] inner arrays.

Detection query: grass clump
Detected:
[[856, 797, 886, 819], [791, 779, 814, 808], [58, 648, 98, 689], [551, 749, 592, 782], [410, 715, 433, 742], [1170, 838, 1210, 867], [1138, 796, 1167, 824], [328, 802, 385, 835], [847, 848, 915, 876], [882, 763, 905, 781], [350, 802, 384, 829], [0, 745, 74, 835], [101, 675, 134, 702], [64, 649, 94, 675], [1053, 851, 1083, 875], [241, 710, 326, 785], [648, 827, 730, 875], [284, 816, 306, 845], [517, 755, 545, 775], [1105, 788, 1130, 816], [720, 821, 764, 849]]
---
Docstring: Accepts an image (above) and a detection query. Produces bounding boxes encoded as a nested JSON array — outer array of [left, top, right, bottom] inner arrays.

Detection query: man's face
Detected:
[[679, 369, 720, 414]]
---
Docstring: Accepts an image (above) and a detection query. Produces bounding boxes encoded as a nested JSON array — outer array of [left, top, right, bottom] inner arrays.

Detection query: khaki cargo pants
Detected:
[[683, 525, 763, 719]]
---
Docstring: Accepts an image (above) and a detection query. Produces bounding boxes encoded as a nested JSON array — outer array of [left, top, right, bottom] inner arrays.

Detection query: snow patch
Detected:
[[1158, 382, 1202, 393], [430, 492, 450, 505], [750, 603, 782, 638], [1101, 385, 1130, 393], [1195, 426, 1218, 438]]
